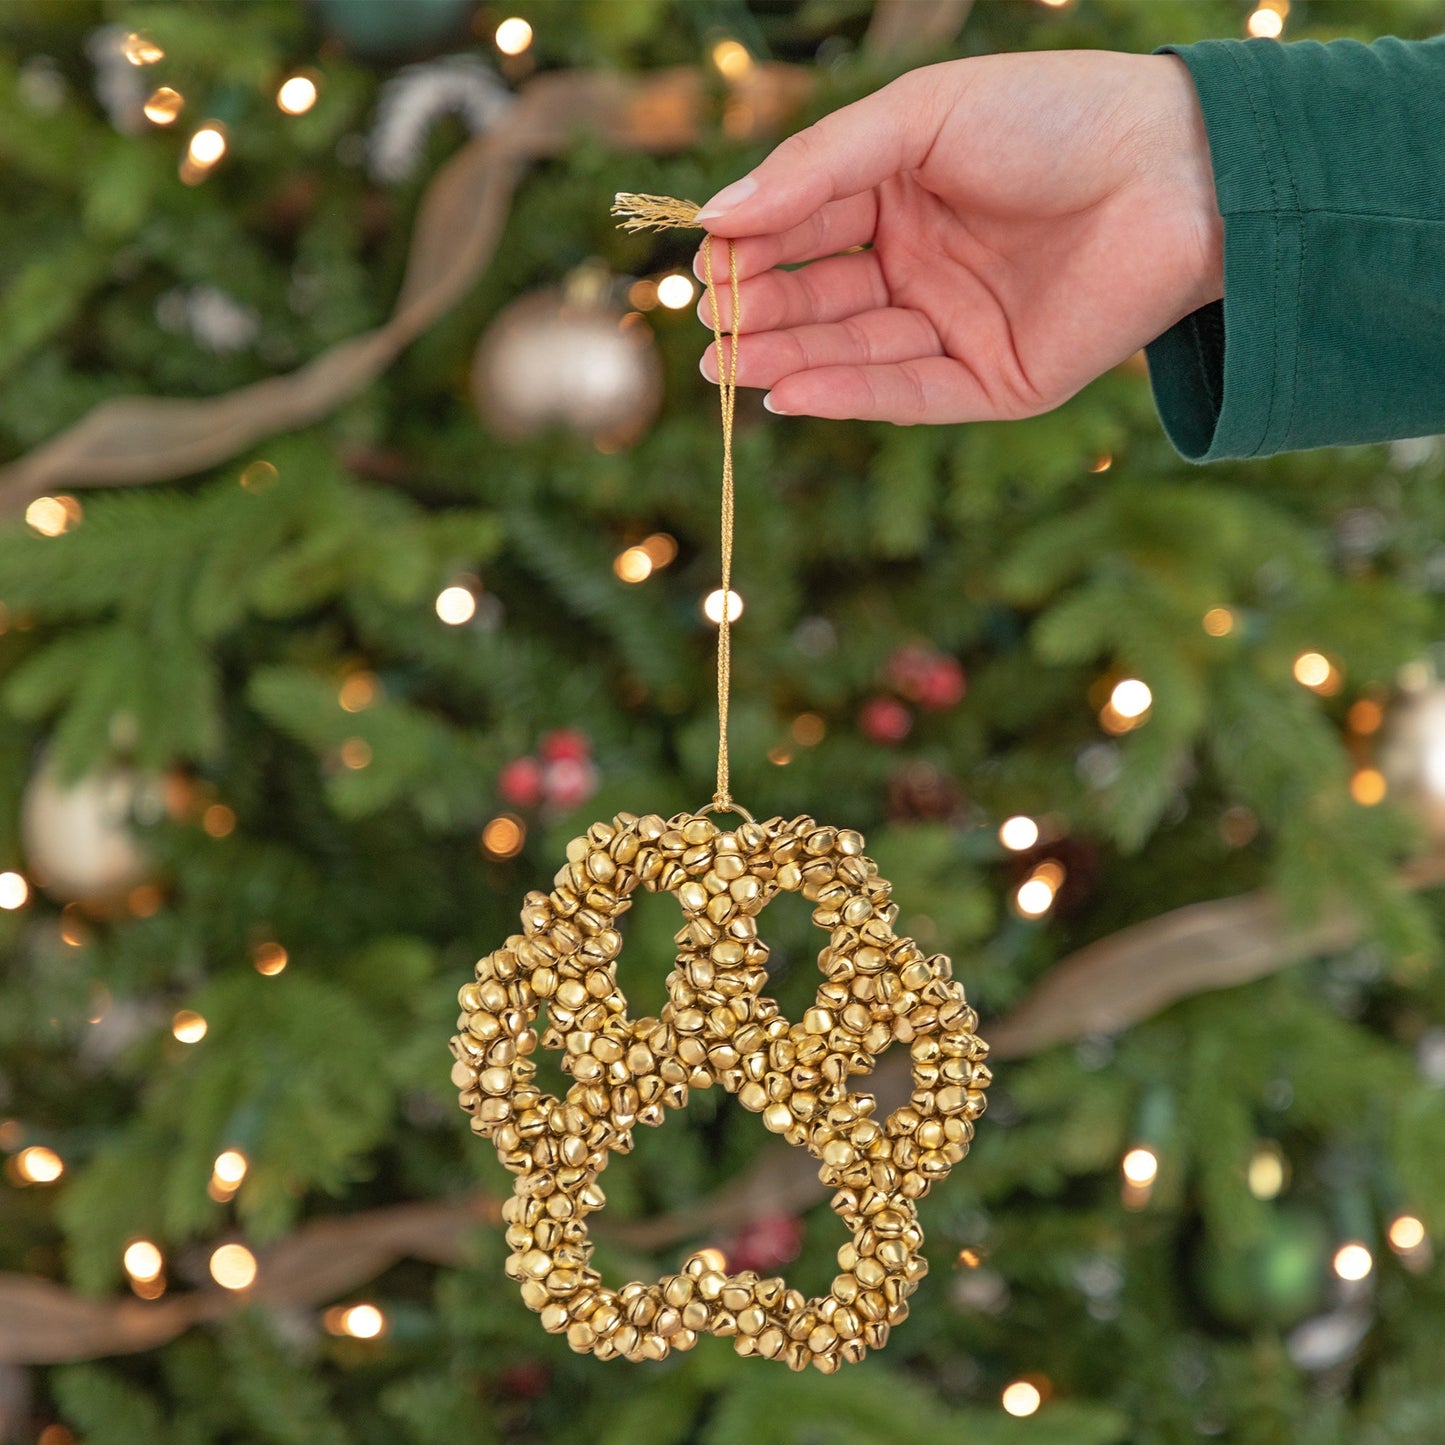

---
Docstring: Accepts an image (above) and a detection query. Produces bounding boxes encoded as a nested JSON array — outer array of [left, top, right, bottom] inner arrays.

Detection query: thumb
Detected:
[[694, 67, 945, 236]]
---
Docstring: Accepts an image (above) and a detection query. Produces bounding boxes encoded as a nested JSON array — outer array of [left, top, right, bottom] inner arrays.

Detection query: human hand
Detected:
[[694, 51, 1223, 425]]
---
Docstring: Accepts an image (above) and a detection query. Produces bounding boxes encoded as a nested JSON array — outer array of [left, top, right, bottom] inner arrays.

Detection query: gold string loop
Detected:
[[612, 192, 741, 816]]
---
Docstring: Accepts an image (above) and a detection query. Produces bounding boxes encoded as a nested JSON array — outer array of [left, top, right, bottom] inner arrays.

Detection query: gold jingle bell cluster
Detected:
[[450, 809, 991, 1370]]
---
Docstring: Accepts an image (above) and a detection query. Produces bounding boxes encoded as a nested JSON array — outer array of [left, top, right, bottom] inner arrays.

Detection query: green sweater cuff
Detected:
[[1146, 36, 1445, 463]]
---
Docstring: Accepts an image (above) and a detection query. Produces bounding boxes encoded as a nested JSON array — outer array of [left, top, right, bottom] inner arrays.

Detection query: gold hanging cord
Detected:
[[612, 193, 746, 820]]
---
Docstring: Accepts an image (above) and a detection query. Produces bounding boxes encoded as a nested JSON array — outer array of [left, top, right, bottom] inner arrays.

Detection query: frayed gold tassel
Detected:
[[611, 192, 703, 232]]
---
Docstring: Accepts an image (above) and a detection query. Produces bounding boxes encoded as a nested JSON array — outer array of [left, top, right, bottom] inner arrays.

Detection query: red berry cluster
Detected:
[[859, 644, 967, 745], [498, 729, 599, 813]]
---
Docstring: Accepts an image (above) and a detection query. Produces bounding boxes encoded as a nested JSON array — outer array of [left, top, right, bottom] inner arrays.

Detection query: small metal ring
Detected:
[[697, 797, 755, 825]]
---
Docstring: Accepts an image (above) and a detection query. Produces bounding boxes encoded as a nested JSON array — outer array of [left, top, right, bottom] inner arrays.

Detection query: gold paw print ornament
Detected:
[[450, 807, 990, 1370]]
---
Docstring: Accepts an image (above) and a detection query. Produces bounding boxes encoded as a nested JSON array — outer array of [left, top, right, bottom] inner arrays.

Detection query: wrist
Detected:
[[1146, 54, 1226, 312]]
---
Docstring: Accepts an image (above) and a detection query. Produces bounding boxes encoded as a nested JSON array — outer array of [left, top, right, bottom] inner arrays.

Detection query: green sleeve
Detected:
[[1144, 35, 1445, 463]]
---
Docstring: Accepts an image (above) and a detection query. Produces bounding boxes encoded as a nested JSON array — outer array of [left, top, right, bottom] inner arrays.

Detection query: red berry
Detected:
[[498, 756, 543, 807], [539, 728, 590, 763], [860, 695, 912, 744], [728, 1212, 805, 1274], [916, 656, 966, 710], [543, 757, 597, 811]]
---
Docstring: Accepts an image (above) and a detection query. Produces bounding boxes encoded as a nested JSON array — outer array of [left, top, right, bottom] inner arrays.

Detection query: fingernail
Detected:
[[763, 392, 791, 415], [699, 353, 717, 383], [694, 176, 757, 222]]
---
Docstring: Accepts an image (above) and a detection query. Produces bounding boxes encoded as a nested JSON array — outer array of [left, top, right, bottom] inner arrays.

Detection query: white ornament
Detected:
[[368, 56, 512, 184], [1380, 681, 1445, 843], [22, 758, 163, 903]]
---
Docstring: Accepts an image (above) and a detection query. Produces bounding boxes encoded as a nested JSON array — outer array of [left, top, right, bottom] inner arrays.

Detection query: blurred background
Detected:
[[2, 0, 1445, 1440]]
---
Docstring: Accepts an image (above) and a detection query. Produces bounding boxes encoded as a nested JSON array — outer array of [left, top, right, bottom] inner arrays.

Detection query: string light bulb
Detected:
[[711, 39, 753, 79], [1121, 1146, 1159, 1187], [614, 546, 653, 583], [1202, 607, 1235, 637], [340, 1303, 386, 1338], [1351, 768, 1387, 806], [1293, 652, 1334, 689], [122, 32, 165, 65], [252, 941, 288, 976], [1109, 679, 1152, 719], [123, 1240, 164, 1283], [1246, 1141, 1287, 1200], [0, 871, 29, 910], [494, 17, 534, 55], [172, 1010, 207, 1044], [1001, 1381, 1042, 1417], [435, 584, 477, 625], [25, 496, 79, 536], [213, 1150, 248, 1187], [209, 1243, 257, 1290], [656, 273, 696, 310], [15, 1146, 64, 1183], [1247, 4, 1285, 37], [276, 74, 318, 116], [999, 816, 1039, 852], [703, 589, 743, 624], [481, 815, 526, 860], [1388, 1215, 1426, 1254], [1015, 876, 1055, 917], [187, 125, 227, 169], [143, 86, 183, 125], [1332, 1241, 1373, 1282]]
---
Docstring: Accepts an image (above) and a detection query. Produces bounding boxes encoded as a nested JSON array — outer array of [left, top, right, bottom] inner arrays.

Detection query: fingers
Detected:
[[764, 357, 997, 426], [693, 70, 944, 238], [692, 193, 878, 284], [698, 251, 889, 334], [700, 308, 941, 390]]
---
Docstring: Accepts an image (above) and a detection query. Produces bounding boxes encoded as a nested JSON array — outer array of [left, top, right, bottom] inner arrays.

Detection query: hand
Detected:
[[694, 51, 1224, 425]]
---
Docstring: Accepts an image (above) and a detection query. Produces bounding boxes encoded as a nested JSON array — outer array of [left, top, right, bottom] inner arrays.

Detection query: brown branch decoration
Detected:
[[0, 62, 811, 514]]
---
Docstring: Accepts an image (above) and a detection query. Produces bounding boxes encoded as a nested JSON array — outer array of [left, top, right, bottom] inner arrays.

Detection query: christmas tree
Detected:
[[3, 0, 1445, 1440]]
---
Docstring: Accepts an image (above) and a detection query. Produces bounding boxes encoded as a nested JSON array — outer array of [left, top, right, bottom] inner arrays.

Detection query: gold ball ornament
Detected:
[[1380, 682, 1445, 844], [471, 284, 662, 447], [451, 808, 990, 1370], [21, 756, 164, 903]]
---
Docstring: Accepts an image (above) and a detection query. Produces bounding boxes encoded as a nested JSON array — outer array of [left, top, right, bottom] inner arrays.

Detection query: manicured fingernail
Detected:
[[694, 176, 757, 222], [763, 392, 791, 415], [699, 353, 717, 383]]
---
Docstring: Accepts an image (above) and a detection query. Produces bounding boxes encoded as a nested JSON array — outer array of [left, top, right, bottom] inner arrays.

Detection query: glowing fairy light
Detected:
[[1247, 5, 1285, 37], [998, 816, 1039, 852], [1202, 607, 1235, 637], [711, 39, 753, 79], [0, 872, 29, 910], [122, 32, 165, 65], [253, 942, 288, 976], [1109, 679, 1152, 719], [209, 1243, 257, 1290], [1293, 652, 1333, 689], [1246, 1142, 1287, 1200], [1121, 1147, 1159, 1187], [1388, 1215, 1426, 1254], [1351, 769, 1386, 806], [123, 1240, 164, 1282], [187, 125, 227, 168], [614, 547, 653, 583], [1001, 1381, 1042, 1416], [143, 86, 183, 124], [494, 17, 534, 55], [1015, 877, 1054, 917], [276, 75, 318, 116], [15, 1146, 64, 1183], [703, 589, 743, 624], [656, 273, 696, 310], [172, 1010, 207, 1044], [435, 585, 477, 625], [481, 815, 526, 860], [1332, 1241, 1373, 1282], [213, 1150, 248, 1187]]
